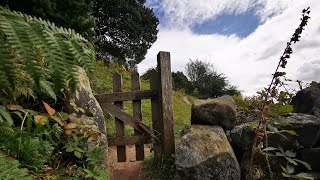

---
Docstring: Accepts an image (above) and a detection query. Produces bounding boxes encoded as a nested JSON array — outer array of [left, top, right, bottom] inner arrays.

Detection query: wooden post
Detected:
[[157, 51, 175, 159], [113, 72, 126, 162], [150, 69, 162, 163], [131, 70, 144, 161]]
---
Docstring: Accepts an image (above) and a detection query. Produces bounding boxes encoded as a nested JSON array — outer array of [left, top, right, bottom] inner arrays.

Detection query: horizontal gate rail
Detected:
[[95, 90, 158, 103], [108, 135, 150, 146]]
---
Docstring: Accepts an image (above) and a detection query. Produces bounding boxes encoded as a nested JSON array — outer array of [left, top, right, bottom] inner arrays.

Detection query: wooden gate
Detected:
[[95, 51, 175, 162]]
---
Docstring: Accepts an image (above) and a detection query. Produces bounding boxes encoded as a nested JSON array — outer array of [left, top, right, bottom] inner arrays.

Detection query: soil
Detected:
[[108, 145, 151, 180]]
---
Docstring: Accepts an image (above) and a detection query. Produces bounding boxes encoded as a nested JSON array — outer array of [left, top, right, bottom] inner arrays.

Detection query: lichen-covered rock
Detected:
[[67, 66, 106, 134], [230, 113, 320, 155], [291, 82, 320, 118], [191, 95, 237, 130], [176, 125, 240, 180]]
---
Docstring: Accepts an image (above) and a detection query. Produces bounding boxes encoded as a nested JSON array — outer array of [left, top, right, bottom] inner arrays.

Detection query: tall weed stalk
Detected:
[[249, 7, 311, 179]]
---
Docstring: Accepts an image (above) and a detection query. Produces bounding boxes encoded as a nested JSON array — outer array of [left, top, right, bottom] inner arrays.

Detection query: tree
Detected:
[[1, 0, 159, 66], [141, 67, 155, 80], [186, 59, 239, 98], [93, 0, 159, 65], [172, 71, 190, 91], [0, 0, 95, 37]]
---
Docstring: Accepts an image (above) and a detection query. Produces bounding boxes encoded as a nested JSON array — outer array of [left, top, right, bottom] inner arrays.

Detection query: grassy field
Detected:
[[89, 61, 195, 139]]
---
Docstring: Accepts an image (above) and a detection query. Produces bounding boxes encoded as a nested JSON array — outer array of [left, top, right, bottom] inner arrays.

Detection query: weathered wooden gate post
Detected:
[[151, 51, 175, 160]]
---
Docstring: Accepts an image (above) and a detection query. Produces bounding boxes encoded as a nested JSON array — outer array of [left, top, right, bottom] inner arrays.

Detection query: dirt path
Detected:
[[108, 145, 151, 180], [183, 96, 192, 105]]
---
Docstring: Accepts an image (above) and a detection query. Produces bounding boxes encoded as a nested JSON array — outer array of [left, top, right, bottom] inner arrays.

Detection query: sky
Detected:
[[138, 0, 320, 96]]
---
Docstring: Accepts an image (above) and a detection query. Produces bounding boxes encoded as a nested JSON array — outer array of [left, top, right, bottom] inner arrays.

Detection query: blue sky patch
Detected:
[[191, 9, 261, 38], [147, 1, 263, 38]]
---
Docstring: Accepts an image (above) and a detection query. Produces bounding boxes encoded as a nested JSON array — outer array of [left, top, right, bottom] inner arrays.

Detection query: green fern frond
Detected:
[[0, 106, 13, 126], [0, 153, 32, 180], [0, 125, 15, 137], [0, 6, 95, 99], [39, 80, 57, 101]]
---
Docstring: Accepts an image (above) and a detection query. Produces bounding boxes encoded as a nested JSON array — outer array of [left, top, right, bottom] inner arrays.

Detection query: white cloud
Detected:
[[140, 0, 320, 96], [146, 0, 302, 28]]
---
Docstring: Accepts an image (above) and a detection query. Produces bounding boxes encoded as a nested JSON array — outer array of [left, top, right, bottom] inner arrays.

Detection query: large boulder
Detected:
[[299, 148, 320, 171], [176, 125, 241, 180], [230, 113, 320, 155], [191, 95, 237, 130], [291, 82, 320, 118], [67, 66, 106, 134]]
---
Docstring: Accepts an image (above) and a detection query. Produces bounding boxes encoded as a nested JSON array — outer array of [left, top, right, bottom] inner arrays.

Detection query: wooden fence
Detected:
[[95, 51, 175, 162]]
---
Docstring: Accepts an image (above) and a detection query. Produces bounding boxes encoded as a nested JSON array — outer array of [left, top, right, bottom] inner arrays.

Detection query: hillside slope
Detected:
[[89, 61, 195, 138]]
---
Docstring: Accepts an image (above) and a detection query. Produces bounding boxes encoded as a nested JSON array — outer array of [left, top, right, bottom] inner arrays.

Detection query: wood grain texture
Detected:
[[94, 90, 158, 103], [150, 69, 162, 164], [101, 102, 152, 135], [108, 135, 150, 147], [157, 51, 175, 158], [113, 72, 126, 162], [131, 70, 145, 161]]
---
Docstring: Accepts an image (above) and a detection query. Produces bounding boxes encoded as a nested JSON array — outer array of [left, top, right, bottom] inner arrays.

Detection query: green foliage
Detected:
[[186, 59, 240, 98], [143, 154, 175, 180], [0, 125, 54, 169], [0, 6, 95, 99], [263, 146, 312, 179], [0, 152, 33, 180], [0, 106, 14, 125], [172, 71, 190, 91], [83, 166, 109, 180], [141, 67, 155, 81], [94, 0, 159, 65], [0, 0, 95, 37]]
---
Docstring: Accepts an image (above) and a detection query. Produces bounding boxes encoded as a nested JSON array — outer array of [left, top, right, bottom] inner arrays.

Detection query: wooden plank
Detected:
[[113, 72, 126, 162], [157, 51, 175, 159], [108, 135, 150, 147], [150, 69, 162, 164], [132, 70, 144, 161], [101, 102, 153, 136], [94, 90, 158, 103]]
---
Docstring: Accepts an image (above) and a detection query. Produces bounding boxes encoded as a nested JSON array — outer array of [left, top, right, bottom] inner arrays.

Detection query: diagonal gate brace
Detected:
[[101, 102, 159, 142]]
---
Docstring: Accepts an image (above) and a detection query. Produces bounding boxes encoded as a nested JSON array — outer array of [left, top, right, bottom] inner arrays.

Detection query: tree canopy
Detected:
[[0, 0, 95, 37], [93, 0, 159, 65], [186, 59, 240, 98], [1, 0, 159, 65]]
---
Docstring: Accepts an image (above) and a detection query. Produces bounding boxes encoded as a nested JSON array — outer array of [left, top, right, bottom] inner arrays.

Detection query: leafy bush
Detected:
[[0, 152, 33, 180], [172, 71, 190, 91], [186, 59, 240, 98]]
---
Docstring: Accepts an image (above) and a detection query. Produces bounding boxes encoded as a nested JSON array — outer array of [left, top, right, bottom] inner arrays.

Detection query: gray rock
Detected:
[[291, 82, 320, 118], [191, 95, 237, 130], [230, 123, 255, 155], [176, 125, 241, 180], [230, 113, 320, 154], [67, 66, 106, 134], [299, 148, 320, 171]]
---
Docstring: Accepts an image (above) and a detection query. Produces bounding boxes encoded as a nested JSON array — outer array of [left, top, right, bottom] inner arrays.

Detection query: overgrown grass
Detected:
[[89, 61, 195, 139], [142, 154, 176, 180]]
